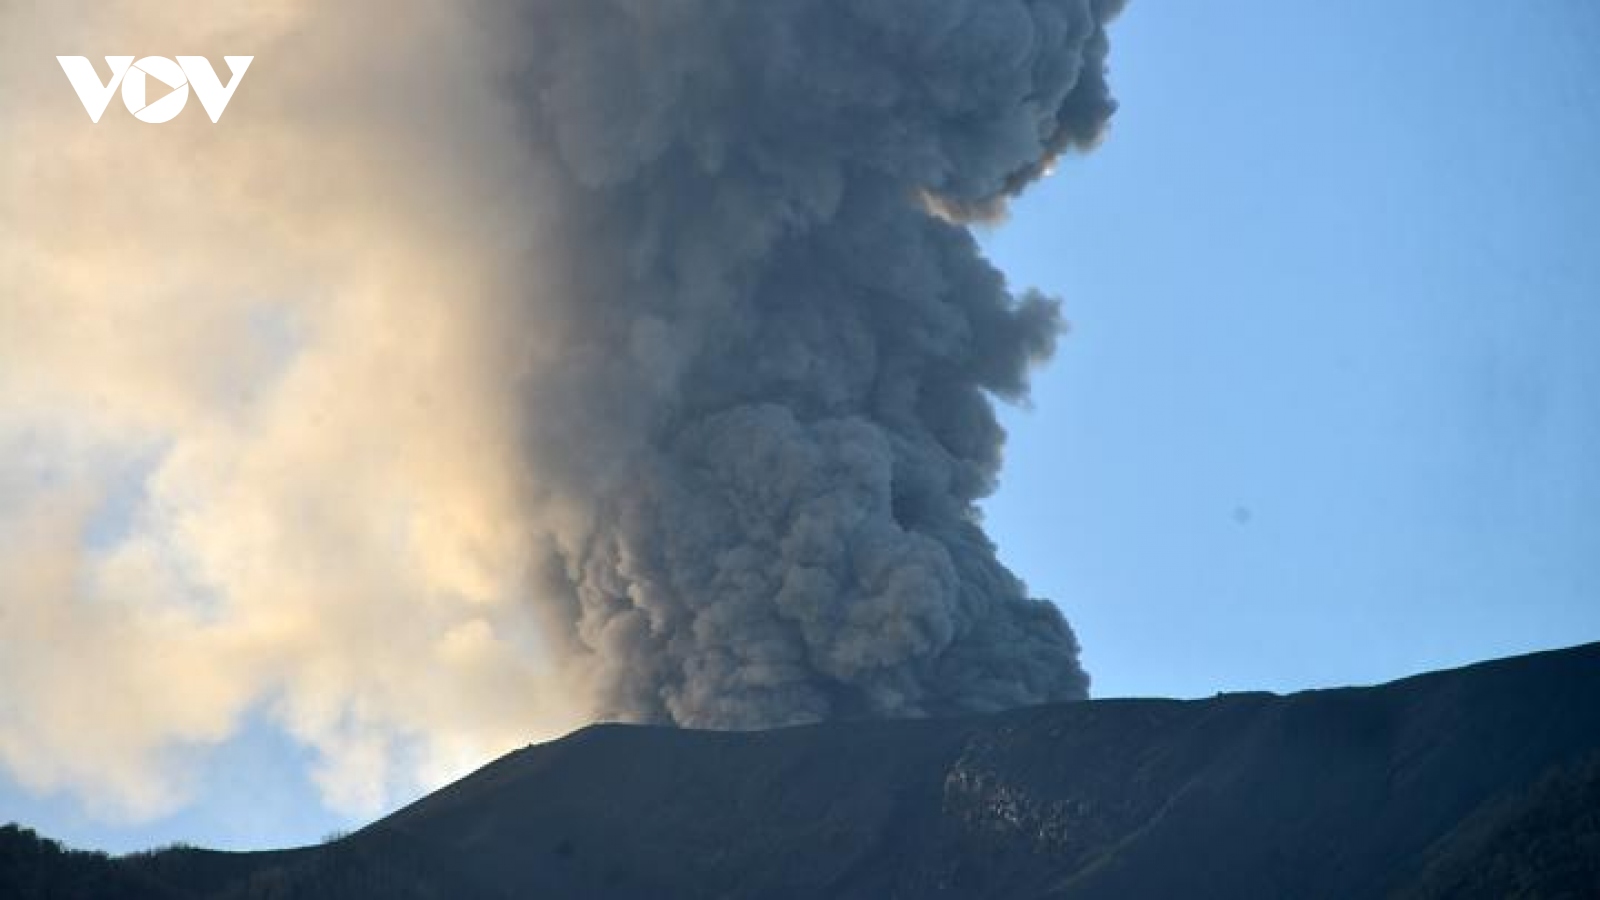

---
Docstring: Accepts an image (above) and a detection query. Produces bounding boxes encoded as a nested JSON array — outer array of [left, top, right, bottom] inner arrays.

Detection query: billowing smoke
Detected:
[[0, 0, 1119, 819], [520, 0, 1119, 726]]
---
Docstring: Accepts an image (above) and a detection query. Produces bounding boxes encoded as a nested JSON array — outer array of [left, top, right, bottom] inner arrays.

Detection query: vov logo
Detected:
[[57, 56, 253, 123]]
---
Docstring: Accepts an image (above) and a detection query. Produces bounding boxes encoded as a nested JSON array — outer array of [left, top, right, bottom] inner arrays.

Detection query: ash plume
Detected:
[[0, 0, 1120, 818], [518, 0, 1121, 726]]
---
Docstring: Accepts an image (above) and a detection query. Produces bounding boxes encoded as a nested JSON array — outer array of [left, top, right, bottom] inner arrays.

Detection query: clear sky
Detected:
[[5, 0, 1599, 854], [983, 0, 1600, 702]]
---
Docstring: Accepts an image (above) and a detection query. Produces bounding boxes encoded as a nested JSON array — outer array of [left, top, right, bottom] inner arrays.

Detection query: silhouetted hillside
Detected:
[[6, 642, 1599, 899]]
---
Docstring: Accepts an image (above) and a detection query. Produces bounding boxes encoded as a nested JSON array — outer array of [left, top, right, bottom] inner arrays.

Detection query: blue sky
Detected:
[[984, 0, 1600, 699], [5, 0, 1599, 854]]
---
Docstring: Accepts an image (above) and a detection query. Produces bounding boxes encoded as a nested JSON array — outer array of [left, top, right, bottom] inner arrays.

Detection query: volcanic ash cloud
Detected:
[[517, 0, 1121, 725]]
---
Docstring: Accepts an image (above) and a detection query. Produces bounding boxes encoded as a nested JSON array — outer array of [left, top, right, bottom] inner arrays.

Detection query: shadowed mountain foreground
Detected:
[[5, 642, 1599, 899]]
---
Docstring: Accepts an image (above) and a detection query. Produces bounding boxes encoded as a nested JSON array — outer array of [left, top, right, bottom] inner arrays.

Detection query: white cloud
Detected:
[[0, 0, 586, 820]]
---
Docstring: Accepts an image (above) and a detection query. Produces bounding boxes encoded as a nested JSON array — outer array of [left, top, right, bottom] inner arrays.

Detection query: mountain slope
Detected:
[[8, 642, 1600, 899]]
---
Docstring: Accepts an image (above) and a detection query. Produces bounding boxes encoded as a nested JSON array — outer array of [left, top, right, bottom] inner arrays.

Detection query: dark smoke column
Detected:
[[514, 0, 1122, 728]]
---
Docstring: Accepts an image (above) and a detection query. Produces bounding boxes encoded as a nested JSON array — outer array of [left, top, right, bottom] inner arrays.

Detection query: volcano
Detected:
[[5, 641, 1599, 899]]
